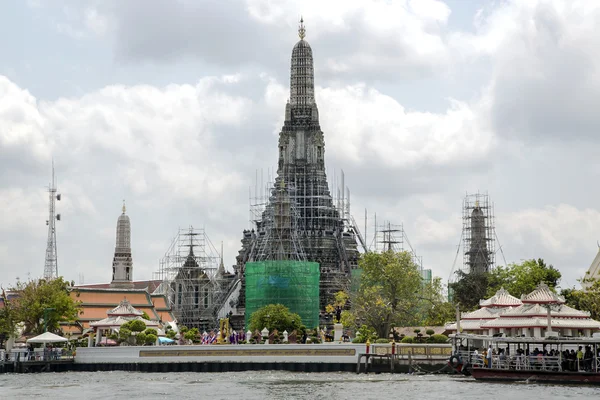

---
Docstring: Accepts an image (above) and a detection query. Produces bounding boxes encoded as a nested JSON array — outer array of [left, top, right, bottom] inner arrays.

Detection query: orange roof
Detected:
[[75, 280, 162, 292], [69, 287, 173, 327]]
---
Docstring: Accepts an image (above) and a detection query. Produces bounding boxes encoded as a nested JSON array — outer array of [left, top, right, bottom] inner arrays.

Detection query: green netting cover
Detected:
[[245, 261, 320, 329], [350, 268, 363, 293]]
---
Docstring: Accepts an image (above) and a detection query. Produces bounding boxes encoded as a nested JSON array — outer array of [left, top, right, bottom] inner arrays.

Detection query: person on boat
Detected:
[[584, 346, 593, 371], [487, 345, 493, 368], [576, 346, 584, 370]]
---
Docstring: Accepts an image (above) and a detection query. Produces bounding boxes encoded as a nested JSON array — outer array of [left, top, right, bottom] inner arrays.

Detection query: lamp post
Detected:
[[44, 307, 56, 333]]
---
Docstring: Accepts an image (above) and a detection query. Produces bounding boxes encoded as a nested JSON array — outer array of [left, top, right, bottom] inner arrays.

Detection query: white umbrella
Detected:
[[26, 332, 68, 344]]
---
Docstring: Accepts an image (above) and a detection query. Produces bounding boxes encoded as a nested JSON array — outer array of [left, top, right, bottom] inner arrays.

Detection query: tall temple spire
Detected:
[[111, 203, 133, 288], [236, 19, 360, 314], [298, 16, 306, 40], [289, 18, 315, 111]]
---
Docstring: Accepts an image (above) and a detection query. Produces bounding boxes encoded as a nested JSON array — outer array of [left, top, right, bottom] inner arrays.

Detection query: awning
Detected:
[[26, 332, 69, 344]]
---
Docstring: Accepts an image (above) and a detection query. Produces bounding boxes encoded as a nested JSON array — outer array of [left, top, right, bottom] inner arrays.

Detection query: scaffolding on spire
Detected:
[[448, 192, 508, 286], [44, 162, 61, 280], [154, 226, 237, 331]]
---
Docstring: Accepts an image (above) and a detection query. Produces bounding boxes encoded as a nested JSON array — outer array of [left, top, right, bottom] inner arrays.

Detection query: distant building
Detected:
[[421, 269, 432, 285], [90, 299, 160, 346], [583, 246, 600, 289]]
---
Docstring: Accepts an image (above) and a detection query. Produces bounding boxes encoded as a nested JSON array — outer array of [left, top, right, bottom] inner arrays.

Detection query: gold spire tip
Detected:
[[298, 16, 306, 40], [122, 199, 126, 214]]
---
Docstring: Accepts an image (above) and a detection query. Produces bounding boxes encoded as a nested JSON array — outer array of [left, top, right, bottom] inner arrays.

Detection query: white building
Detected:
[[446, 283, 600, 338]]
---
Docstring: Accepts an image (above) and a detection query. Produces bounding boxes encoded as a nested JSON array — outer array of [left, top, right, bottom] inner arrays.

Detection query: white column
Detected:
[[565, 328, 573, 336], [522, 327, 528, 336], [95, 329, 102, 346], [533, 327, 541, 337], [584, 329, 591, 337]]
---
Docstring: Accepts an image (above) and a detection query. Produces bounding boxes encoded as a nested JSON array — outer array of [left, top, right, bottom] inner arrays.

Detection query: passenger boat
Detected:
[[448, 333, 600, 384]]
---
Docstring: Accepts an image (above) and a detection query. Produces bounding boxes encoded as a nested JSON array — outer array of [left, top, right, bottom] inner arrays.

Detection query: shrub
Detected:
[[375, 338, 389, 344], [401, 336, 414, 343], [145, 334, 157, 345], [248, 304, 303, 334], [429, 334, 449, 343], [136, 332, 147, 345], [426, 329, 435, 336], [353, 325, 378, 343], [144, 328, 158, 336]]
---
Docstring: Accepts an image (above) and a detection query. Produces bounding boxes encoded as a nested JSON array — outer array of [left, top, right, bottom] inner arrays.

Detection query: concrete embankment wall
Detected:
[[74, 344, 364, 373], [75, 344, 365, 364]]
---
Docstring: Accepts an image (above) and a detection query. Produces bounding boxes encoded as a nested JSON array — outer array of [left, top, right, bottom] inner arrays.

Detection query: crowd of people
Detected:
[[469, 343, 600, 372]]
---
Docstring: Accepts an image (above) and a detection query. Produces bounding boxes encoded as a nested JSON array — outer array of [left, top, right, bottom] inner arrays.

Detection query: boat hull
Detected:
[[471, 367, 600, 385]]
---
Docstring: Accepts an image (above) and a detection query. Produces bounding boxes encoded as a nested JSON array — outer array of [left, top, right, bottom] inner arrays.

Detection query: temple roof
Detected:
[[480, 287, 523, 307], [500, 303, 590, 319], [481, 317, 600, 330], [107, 299, 143, 317], [90, 315, 159, 329], [461, 307, 503, 320], [520, 282, 565, 304], [445, 319, 486, 331]]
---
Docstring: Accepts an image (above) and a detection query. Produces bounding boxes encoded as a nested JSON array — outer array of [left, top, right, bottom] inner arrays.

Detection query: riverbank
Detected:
[[2, 343, 451, 374]]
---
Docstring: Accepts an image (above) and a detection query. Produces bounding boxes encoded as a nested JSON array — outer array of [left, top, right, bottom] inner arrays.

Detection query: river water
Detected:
[[1, 371, 599, 399]]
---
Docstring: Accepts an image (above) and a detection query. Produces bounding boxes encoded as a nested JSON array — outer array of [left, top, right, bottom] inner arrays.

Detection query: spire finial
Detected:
[[298, 16, 306, 40], [122, 199, 126, 214]]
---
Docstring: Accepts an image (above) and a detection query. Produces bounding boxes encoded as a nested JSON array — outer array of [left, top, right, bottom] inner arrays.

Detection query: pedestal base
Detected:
[[333, 323, 343, 342]]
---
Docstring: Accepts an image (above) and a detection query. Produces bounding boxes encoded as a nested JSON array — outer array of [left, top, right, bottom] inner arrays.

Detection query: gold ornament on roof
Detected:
[[122, 199, 126, 214], [298, 16, 306, 40]]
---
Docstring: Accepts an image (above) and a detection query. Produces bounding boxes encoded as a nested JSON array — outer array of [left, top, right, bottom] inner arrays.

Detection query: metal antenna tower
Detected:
[[44, 161, 61, 280]]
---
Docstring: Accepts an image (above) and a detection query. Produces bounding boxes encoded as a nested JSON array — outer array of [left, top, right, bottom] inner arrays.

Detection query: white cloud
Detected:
[[5, 0, 600, 292], [318, 84, 494, 168]]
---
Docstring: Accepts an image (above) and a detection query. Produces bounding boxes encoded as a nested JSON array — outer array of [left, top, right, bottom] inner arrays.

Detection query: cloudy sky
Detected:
[[1, 0, 599, 291]]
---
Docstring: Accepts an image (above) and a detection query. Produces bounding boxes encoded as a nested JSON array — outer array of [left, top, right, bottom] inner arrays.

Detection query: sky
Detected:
[[1, 0, 599, 291]]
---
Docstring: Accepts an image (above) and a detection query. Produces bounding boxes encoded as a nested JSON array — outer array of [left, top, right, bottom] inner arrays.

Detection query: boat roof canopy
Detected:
[[452, 333, 600, 345]]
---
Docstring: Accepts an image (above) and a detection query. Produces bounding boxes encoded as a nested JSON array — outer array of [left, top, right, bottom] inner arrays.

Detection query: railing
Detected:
[[7, 349, 75, 362], [372, 344, 452, 359]]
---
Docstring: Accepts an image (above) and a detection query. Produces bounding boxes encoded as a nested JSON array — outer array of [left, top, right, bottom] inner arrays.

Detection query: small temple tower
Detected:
[[111, 201, 133, 288], [463, 194, 495, 275]]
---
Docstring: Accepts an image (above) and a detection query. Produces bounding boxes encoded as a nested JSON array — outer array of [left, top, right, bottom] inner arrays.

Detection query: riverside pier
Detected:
[[1, 343, 451, 374]]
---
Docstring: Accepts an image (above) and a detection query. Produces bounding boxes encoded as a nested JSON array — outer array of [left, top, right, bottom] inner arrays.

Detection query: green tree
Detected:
[[13, 278, 81, 335], [0, 291, 18, 347], [488, 259, 561, 297], [449, 270, 489, 310], [141, 311, 151, 320], [561, 278, 600, 320], [248, 304, 303, 334], [348, 251, 423, 338], [419, 277, 456, 326]]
